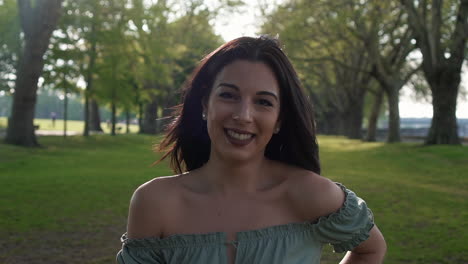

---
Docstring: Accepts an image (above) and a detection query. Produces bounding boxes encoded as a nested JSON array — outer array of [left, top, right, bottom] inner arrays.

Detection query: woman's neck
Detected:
[[200, 156, 275, 196]]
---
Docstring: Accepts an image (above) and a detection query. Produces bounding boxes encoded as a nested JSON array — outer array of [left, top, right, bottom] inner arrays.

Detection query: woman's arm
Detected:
[[340, 225, 387, 264]]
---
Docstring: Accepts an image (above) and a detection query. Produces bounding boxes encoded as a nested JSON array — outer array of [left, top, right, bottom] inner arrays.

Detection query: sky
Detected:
[[212, 2, 468, 119]]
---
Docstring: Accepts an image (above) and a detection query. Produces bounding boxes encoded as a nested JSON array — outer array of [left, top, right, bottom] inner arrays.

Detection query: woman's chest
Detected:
[[162, 192, 304, 240]]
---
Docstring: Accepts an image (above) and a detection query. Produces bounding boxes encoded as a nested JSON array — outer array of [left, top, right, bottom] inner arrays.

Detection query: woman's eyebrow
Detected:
[[218, 82, 239, 90], [218, 82, 278, 101]]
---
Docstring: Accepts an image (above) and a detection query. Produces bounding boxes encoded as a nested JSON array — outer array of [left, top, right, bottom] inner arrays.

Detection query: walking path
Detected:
[[35, 130, 80, 136]]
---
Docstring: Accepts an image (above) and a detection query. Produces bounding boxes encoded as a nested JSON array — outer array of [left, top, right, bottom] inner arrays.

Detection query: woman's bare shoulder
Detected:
[[136, 175, 183, 195], [284, 167, 345, 221], [126, 175, 184, 239]]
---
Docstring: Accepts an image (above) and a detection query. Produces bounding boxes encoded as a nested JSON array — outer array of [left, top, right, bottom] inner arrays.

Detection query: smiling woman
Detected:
[[158, 36, 320, 174], [117, 36, 386, 264], [204, 60, 281, 163]]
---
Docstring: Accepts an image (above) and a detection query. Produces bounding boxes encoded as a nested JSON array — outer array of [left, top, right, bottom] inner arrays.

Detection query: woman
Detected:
[[117, 36, 386, 264]]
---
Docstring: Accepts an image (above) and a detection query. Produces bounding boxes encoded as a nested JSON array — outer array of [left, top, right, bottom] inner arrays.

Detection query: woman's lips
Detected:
[[224, 128, 255, 146]]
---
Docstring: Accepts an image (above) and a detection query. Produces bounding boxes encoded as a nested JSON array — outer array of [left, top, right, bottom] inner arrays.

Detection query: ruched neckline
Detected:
[[117, 182, 375, 264], [121, 183, 365, 248]]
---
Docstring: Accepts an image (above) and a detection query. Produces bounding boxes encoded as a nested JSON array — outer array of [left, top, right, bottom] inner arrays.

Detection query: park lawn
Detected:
[[0, 117, 139, 134], [0, 117, 6, 130], [0, 135, 467, 263]]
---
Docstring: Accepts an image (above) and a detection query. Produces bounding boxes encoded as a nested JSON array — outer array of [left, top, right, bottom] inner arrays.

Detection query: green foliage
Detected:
[[262, 2, 354, 102], [0, 135, 466, 263], [261, 1, 375, 137], [0, 0, 20, 91], [125, 0, 223, 111], [164, 8, 223, 106], [9, 0, 225, 131]]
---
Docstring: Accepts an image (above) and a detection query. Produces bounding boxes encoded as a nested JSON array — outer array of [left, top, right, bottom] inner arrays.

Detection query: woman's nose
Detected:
[[233, 101, 253, 122]]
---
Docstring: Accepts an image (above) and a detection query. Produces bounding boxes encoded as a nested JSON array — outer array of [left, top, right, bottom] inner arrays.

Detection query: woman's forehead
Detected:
[[212, 60, 280, 94]]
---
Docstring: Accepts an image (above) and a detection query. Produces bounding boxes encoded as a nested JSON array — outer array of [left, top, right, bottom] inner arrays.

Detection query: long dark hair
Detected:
[[157, 36, 320, 174]]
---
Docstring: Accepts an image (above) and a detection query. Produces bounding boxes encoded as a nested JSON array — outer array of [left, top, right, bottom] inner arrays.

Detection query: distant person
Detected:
[[117, 36, 386, 264], [51, 112, 56, 127]]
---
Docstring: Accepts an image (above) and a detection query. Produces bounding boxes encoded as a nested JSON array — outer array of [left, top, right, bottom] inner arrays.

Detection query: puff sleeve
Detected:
[[116, 234, 165, 264], [310, 183, 375, 253]]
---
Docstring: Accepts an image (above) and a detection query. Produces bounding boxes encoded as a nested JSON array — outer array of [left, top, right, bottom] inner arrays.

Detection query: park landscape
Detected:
[[0, 129, 467, 263], [1, 0, 468, 263]]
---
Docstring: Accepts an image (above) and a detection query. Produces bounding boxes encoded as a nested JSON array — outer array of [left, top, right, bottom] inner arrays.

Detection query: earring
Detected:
[[202, 112, 207, 120], [274, 126, 280, 134], [232, 114, 239, 120]]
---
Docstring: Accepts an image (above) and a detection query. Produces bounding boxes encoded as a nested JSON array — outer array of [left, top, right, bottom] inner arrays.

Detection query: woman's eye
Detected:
[[257, 99, 273, 107], [219, 92, 234, 99]]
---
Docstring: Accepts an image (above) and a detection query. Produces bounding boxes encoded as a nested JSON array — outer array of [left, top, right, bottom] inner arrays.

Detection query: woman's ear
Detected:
[[274, 120, 281, 134], [202, 97, 208, 120]]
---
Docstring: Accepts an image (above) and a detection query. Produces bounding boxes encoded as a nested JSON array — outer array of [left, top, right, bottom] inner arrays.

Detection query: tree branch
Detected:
[[403, 64, 422, 84], [17, 0, 33, 37], [448, 0, 468, 67], [431, 0, 443, 58], [291, 55, 372, 75], [401, 0, 434, 68]]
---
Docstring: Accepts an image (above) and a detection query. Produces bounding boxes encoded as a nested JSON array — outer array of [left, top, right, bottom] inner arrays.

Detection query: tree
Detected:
[[401, 0, 468, 144], [127, 0, 223, 134], [129, 0, 172, 134], [0, 0, 20, 93], [52, 0, 104, 135], [91, 0, 136, 136], [43, 7, 83, 138], [364, 86, 385, 141], [261, 1, 373, 139], [5, 0, 63, 146], [352, 1, 420, 142]]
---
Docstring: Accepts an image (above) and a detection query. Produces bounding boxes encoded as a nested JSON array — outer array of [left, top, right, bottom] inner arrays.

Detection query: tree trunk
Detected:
[[138, 102, 143, 133], [343, 104, 364, 140], [425, 74, 460, 144], [5, 0, 63, 147], [341, 93, 365, 140], [63, 88, 68, 138], [365, 88, 384, 142], [90, 99, 103, 131], [111, 100, 116, 136], [126, 110, 130, 134], [401, 0, 467, 144], [83, 91, 89, 136], [140, 98, 158, 134], [316, 110, 340, 135], [386, 87, 401, 143], [83, 18, 97, 137], [336, 115, 347, 137], [372, 70, 404, 143]]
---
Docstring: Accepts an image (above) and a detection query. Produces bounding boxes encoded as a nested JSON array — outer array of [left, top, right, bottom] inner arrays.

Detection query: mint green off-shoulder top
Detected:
[[117, 183, 374, 264]]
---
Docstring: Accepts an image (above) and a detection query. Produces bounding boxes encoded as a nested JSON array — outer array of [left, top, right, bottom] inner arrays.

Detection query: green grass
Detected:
[[0, 135, 165, 231], [318, 136, 468, 263], [0, 135, 467, 263], [0, 134, 168, 263], [0, 117, 6, 130]]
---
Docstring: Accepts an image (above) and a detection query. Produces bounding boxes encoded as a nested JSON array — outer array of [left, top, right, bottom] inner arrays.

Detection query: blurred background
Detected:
[[0, 0, 467, 263]]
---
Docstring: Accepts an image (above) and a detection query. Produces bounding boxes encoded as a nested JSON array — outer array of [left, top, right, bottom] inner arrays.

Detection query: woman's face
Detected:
[[204, 60, 281, 163]]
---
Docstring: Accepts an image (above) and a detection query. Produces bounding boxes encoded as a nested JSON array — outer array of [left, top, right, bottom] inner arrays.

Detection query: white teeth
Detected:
[[227, 129, 253, 140]]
